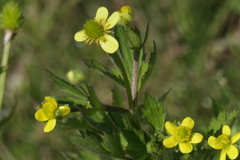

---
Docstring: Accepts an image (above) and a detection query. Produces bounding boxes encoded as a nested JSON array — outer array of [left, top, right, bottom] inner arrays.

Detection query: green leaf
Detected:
[[141, 22, 149, 49], [141, 41, 157, 86], [86, 85, 103, 110], [157, 88, 172, 103], [114, 25, 133, 83], [138, 41, 157, 91], [0, 103, 16, 130], [69, 133, 111, 157], [212, 99, 225, 117], [208, 110, 227, 134], [102, 133, 125, 159], [82, 59, 124, 86], [111, 87, 123, 108], [57, 117, 92, 130], [122, 129, 148, 159], [45, 69, 87, 99], [83, 111, 118, 134], [142, 93, 165, 133]]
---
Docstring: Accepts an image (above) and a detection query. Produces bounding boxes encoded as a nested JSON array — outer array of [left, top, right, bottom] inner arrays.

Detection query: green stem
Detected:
[[112, 53, 134, 112], [0, 30, 13, 114]]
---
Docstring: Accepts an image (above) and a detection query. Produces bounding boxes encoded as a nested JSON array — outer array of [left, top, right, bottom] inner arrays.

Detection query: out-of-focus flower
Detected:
[[35, 97, 70, 132], [208, 125, 240, 160], [163, 117, 203, 153], [74, 7, 119, 54], [118, 6, 133, 25], [67, 69, 84, 84]]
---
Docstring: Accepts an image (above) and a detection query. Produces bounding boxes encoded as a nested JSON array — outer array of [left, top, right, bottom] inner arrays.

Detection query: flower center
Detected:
[[215, 134, 231, 149], [175, 126, 192, 142], [84, 19, 105, 41], [42, 104, 56, 119]]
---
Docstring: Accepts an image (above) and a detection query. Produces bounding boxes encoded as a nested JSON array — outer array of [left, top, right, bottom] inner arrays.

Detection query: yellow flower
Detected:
[[208, 125, 240, 160], [118, 6, 133, 25], [74, 7, 119, 54], [35, 97, 70, 132], [163, 117, 203, 153]]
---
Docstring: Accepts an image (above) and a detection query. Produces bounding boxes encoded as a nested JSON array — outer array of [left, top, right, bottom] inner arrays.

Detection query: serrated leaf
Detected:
[[86, 85, 103, 110], [227, 110, 238, 123], [69, 134, 110, 157], [114, 25, 133, 83], [108, 112, 126, 129], [122, 129, 148, 159], [102, 133, 125, 159], [138, 42, 157, 91], [141, 22, 149, 49], [111, 87, 123, 108], [138, 60, 149, 91], [45, 69, 87, 99], [82, 59, 124, 86], [142, 93, 165, 133], [208, 110, 227, 134], [141, 41, 157, 86], [83, 111, 118, 134]]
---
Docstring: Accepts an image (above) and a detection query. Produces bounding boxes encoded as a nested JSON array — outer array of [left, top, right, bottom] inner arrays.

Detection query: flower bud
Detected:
[[0, 1, 24, 30], [118, 6, 133, 25]]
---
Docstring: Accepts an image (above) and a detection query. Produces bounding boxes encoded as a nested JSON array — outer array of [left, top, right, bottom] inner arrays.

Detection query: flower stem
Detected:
[[112, 53, 134, 112], [0, 30, 13, 114], [131, 51, 139, 106]]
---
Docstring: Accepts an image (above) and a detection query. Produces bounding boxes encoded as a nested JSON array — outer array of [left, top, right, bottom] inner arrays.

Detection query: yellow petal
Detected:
[[179, 142, 193, 153], [165, 121, 177, 135], [100, 35, 119, 53], [55, 106, 71, 117], [96, 7, 108, 20], [231, 132, 240, 144], [226, 145, 238, 159], [222, 125, 230, 135], [44, 97, 57, 107], [44, 119, 56, 132], [208, 136, 217, 149], [35, 109, 48, 121], [181, 117, 194, 129], [74, 30, 87, 42], [163, 136, 178, 148], [220, 149, 227, 160], [106, 11, 120, 29], [189, 133, 203, 144]]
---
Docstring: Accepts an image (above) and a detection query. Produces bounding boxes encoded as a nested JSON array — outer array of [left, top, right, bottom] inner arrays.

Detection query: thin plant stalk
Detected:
[[0, 30, 13, 114]]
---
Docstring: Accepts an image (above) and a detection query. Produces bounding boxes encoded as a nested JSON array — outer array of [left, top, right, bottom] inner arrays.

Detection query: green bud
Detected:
[[118, 6, 133, 25], [0, 1, 24, 30], [67, 69, 84, 84], [126, 25, 142, 51]]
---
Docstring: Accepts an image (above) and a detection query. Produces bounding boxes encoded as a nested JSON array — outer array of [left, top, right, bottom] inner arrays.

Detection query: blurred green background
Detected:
[[0, 0, 240, 159]]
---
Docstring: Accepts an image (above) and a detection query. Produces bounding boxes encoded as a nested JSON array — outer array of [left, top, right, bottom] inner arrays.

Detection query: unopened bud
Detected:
[[118, 6, 133, 25]]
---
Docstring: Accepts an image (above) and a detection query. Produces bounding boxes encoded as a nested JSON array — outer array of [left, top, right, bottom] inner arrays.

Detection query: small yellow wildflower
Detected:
[[208, 125, 240, 160], [118, 6, 133, 25], [35, 97, 70, 132], [163, 117, 203, 153], [74, 7, 119, 54]]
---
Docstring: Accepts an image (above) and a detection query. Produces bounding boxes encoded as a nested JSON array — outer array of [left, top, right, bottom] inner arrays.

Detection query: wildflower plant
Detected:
[[34, 5, 240, 160]]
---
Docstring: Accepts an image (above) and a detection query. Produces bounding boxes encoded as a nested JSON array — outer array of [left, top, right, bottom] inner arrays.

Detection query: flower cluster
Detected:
[[35, 97, 70, 132], [163, 117, 240, 160]]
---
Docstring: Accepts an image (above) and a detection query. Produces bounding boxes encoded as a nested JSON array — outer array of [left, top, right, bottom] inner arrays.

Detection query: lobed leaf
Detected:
[[142, 93, 165, 133], [45, 69, 87, 99]]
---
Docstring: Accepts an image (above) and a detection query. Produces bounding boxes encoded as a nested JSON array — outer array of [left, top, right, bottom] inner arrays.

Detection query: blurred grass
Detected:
[[0, 0, 240, 159]]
